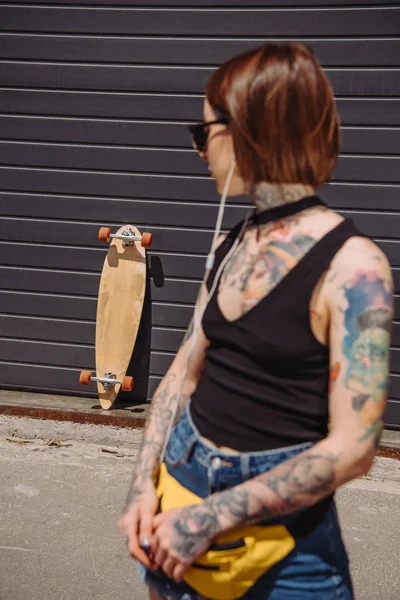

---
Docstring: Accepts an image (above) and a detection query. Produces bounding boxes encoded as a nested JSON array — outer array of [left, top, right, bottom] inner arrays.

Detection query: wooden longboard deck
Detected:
[[95, 225, 146, 409]]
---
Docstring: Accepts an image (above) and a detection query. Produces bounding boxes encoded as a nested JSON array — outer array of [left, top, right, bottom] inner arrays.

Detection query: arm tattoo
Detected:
[[124, 373, 187, 510], [125, 311, 199, 508], [203, 450, 339, 530], [342, 269, 393, 444]]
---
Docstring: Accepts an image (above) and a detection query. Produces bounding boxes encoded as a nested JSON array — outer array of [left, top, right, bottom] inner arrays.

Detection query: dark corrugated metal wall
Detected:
[[0, 1, 399, 427]]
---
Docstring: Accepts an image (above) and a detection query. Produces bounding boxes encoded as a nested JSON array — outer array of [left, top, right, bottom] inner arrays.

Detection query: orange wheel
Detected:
[[122, 376, 134, 392], [98, 227, 111, 243], [79, 370, 93, 385], [141, 232, 153, 248]]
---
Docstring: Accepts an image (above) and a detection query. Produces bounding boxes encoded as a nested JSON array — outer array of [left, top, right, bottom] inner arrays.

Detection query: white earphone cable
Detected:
[[160, 159, 251, 461]]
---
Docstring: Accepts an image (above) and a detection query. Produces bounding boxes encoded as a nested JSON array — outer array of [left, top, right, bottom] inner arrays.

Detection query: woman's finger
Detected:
[[152, 511, 167, 529], [138, 505, 155, 557], [153, 544, 168, 569], [124, 508, 154, 569], [172, 561, 188, 583], [161, 556, 177, 580]]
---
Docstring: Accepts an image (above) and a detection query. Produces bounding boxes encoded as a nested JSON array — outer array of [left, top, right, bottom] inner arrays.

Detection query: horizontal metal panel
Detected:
[[0, 288, 192, 327], [0, 115, 193, 148], [1, 287, 398, 331], [151, 304, 192, 330], [0, 335, 173, 377], [9, 0, 397, 6], [0, 193, 245, 229], [384, 400, 400, 430], [0, 90, 399, 127], [1, 35, 399, 67], [337, 99, 400, 127], [153, 372, 400, 405], [150, 352, 174, 377], [0, 267, 200, 303], [1, 6, 399, 36], [376, 242, 400, 267], [0, 265, 101, 297], [0, 307, 191, 343], [1, 142, 399, 182], [1, 62, 399, 96], [0, 361, 160, 400], [0, 338, 93, 369], [0, 218, 216, 254], [2, 181, 400, 213], [389, 374, 400, 399], [321, 184, 400, 212], [0, 89, 204, 120], [1, 242, 106, 273], [1, 116, 399, 156], [151, 323, 400, 355], [3, 265, 399, 306], [4, 237, 398, 279], [151, 327, 184, 353], [0, 141, 208, 176], [333, 156, 400, 184], [2, 299, 399, 350], [0, 314, 94, 345], [0, 362, 97, 397], [391, 323, 400, 347], [0, 291, 96, 320], [342, 212, 400, 239], [340, 128, 400, 156], [3, 212, 400, 259]]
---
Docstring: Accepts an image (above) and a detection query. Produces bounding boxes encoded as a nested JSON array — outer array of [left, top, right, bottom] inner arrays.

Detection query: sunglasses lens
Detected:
[[189, 124, 207, 153]]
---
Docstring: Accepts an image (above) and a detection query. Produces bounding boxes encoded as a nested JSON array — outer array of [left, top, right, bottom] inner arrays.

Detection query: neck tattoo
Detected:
[[248, 182, 315, 212]]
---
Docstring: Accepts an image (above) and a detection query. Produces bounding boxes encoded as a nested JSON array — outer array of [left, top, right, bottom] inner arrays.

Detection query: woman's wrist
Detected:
[[203, 487, 248, 534]]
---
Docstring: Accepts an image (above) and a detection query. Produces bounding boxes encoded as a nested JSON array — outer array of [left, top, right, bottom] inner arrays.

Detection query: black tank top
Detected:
[[190, 215, 364, 452]]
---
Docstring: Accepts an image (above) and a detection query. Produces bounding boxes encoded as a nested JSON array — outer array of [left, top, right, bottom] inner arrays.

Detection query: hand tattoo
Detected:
[[171, 504, 220, 559]]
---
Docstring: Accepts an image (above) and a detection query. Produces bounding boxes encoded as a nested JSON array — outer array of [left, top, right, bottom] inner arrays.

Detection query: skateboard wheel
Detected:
[[141, 232, 153, 248], [98, 227, 111, 243], [79, 370, 93, 385], [122, 376, 134, 392]]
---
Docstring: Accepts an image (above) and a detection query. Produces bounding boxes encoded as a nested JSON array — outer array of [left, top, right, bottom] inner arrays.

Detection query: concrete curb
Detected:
[[0, 415, 143, 448]]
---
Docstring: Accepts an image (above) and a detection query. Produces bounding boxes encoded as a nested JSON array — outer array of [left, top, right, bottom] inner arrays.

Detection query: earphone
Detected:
[[160, 157, 252, 459]]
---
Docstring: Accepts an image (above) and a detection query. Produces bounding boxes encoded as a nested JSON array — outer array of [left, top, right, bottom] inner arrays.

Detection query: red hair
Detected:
[[206, 43, 340, 187]]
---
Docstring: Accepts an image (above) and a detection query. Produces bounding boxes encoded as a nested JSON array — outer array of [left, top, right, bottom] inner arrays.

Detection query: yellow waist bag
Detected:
[[156, 463, 295, 600]]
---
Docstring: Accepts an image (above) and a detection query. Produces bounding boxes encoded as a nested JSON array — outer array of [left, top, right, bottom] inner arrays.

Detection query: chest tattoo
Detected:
[[220, 228, 317, 314]]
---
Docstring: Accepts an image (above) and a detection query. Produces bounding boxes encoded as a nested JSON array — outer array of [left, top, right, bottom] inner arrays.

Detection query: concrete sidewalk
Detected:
[[1, 417, 399, 600]]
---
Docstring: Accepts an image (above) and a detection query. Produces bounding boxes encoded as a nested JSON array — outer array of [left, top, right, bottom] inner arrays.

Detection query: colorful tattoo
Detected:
[[342, 270, 393, 443], [329, 362, 341, 393], [221, 229, 316, 314]]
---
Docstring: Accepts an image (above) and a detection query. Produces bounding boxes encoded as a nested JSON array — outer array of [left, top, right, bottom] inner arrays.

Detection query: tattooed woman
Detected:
[[119, 44, 393, 600]]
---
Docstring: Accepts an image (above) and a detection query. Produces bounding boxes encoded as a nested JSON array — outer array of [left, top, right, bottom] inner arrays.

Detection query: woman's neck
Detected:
[[248, 182, 315, 212]]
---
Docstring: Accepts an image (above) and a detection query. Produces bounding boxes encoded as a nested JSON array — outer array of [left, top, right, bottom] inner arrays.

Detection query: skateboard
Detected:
[[79, 224, 152, 409]]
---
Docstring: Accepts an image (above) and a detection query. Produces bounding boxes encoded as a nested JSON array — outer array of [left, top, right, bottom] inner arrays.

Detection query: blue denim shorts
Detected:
[[138, 402, 353, 600]]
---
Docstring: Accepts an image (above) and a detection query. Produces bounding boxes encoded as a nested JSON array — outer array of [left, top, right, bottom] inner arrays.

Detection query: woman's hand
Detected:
[[151, 503, 220, 582], [118, 477, 159, 569]]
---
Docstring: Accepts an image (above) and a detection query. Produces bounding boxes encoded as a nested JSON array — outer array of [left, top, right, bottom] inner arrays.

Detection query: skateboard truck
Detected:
[[98, 226, 153, 248], [79, 370, 134, 392]]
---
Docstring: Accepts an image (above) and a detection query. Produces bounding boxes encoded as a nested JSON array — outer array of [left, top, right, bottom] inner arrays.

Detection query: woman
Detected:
[[119, 43, 393, 599]]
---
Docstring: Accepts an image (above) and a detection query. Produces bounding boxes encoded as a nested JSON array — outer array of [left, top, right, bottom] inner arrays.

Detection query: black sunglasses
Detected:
[[188, 114, 230, 153]]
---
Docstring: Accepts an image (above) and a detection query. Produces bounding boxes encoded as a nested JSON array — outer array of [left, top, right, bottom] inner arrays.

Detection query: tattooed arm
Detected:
[[150, 237, 393, 582], [118, 283, 210, 567]]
